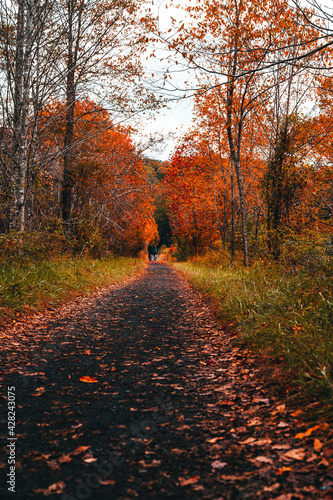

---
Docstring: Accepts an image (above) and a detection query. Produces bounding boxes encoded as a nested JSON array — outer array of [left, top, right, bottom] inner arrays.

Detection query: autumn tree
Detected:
[[163, 142, 226, 257], [0, 0, 158, 232], [150, 0, 322, 264], [35, 99, 158, 254]]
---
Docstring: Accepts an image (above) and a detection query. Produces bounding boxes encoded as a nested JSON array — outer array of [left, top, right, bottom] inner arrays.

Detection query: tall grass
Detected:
[[0, 257, 144, 320], [174, 252, 333, 409]]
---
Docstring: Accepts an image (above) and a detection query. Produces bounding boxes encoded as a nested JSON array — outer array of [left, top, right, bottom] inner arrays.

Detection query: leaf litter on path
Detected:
[[0, 262, 332, 499]]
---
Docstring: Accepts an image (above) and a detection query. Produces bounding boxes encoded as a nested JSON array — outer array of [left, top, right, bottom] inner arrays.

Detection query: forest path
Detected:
[[1, 262, 331, 499]]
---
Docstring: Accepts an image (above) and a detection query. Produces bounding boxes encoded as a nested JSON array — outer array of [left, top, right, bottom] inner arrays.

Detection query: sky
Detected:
[[133, 0, 195, 162]]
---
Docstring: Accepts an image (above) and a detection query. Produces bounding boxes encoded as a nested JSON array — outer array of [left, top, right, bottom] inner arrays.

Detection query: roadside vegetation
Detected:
[[0, 231, 145, 322], [172, 241, 333, 415]]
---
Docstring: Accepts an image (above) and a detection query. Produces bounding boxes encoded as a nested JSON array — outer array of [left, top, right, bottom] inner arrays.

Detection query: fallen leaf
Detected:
[[276, 466, 293, 475], [83, 456, 97, 463], [211, 460, 227, 469], [32, 387, 45, 396], [272, 444, 291, 450], [252, 438, 272, 446], [179, 476, 200, 486], [283, 448, 306, 461], [252, 397, 270, 404], [263, 483, 280, 492], [34, 481, 66, 495], [248, 417, 262, 426], [99, 479, 116, 486], [250, 456, 274, 465], [295, 425, 322, 439], [79, 376, 98, 383], [207, 437, 224, 443], [58, 453, 72, 463], [72, 446, 90, 455], [290, 409, 303, 417], [277, 421, 289, 428], [240, 437, 256, 445], [313, 439, 323, 452]]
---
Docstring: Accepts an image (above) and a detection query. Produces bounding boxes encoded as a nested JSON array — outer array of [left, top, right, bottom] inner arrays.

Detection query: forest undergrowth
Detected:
[[173, 249, 333, 418], [0, 231, 145, 324]]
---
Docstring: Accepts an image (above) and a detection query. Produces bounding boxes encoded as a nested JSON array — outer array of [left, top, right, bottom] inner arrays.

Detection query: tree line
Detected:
[[156, 0, 333, 264], [0, 0, 159, 255]]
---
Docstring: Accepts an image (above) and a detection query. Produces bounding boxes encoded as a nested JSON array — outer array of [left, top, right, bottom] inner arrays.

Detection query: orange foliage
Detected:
[[163, 143, 227, 254], [39, 100, 157, 255]]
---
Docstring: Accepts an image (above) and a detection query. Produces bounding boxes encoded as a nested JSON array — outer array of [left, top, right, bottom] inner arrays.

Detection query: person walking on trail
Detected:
[[148, 243, 154, 261]]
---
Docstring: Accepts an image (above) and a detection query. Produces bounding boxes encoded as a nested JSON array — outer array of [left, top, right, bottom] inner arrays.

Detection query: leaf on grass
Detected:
[[58, 453, 72, 463], [79, 376, 98, 383], [179, 476, 200, 486]]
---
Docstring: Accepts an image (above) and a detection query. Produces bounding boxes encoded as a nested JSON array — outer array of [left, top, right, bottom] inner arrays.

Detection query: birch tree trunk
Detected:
[[11, 0, 32, 230]]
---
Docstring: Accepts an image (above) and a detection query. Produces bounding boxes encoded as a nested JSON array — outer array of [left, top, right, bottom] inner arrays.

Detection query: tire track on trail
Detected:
[[0, 262, 332, 499]]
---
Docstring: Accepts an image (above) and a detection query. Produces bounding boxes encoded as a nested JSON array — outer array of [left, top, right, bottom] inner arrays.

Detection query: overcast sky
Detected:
[[134, 0, 195, 162]]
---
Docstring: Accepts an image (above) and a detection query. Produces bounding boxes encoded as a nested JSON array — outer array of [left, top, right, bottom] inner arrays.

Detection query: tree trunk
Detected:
[[230, 161, 235, 257], [11, 0, 34, 231], [62, 0, 83, 225]]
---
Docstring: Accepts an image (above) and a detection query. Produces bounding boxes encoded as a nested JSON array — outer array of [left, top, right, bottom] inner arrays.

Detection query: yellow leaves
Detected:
[[79, 376, 98, 383]]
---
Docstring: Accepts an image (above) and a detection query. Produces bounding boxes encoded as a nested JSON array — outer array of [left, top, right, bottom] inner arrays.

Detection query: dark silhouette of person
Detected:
[[148, 243, 154, 261]]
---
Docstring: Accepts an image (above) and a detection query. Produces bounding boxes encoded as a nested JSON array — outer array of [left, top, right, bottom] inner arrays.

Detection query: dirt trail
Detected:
[[0, 262, 332, 499]]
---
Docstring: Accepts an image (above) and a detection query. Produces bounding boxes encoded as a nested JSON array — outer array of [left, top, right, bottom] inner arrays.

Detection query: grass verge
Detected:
[[173, 254, 333, 415], [0, 257, 145, 322]]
